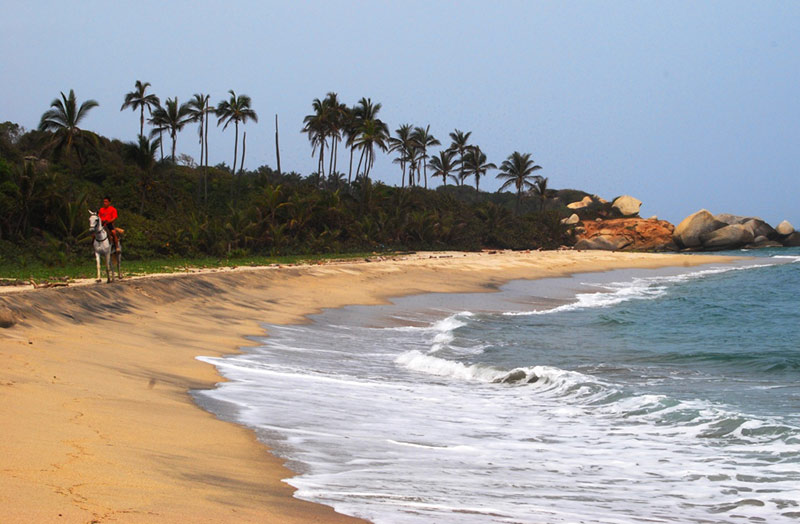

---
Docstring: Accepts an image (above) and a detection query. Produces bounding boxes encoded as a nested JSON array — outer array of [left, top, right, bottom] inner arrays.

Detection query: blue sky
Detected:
[[1, 1, 798, 225]]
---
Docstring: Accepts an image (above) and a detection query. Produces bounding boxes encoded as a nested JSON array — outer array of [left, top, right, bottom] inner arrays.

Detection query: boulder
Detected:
[[561, 213, 580, 225], [567, 196, 594, 210], [0, 307, 16, 328], [776, 220, 795, 236], [575, 218, 676, 251], [782, 232, 800, 247], [714, 213, 751, 225], [673, 210, 726, 248], [700, 224, 754, 250], [746, 238, 784, 249], [742, 219, 778, 240], [612, 195, 642, 217]]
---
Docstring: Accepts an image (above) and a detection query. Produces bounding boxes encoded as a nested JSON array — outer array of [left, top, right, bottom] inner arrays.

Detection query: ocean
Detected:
[[195, 248, 800, 524]]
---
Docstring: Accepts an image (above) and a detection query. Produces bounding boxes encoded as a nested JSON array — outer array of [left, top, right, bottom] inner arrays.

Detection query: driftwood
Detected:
[[29, 279, 69, 289]]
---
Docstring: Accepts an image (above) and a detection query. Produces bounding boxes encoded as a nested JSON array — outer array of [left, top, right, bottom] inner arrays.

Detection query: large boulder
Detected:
[[776, 220, 795, 236], [567, 196, 594, 210], [742, 219, 779, 240], [700, 224, 754, 250], [612, 195, 642, 217], [561, 213, 580, 225], [673, 210, 726, 248], [782, 232, 800, 247], [575, 218, 676, 251], [714, 213, 752, 225]]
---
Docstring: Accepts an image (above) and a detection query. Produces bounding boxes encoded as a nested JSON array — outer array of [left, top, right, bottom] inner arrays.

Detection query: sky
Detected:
[[1, 1, 798, 225]]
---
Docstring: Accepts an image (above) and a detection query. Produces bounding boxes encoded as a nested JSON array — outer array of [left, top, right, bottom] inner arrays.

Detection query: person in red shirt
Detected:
[[98, 196, 120, 249]]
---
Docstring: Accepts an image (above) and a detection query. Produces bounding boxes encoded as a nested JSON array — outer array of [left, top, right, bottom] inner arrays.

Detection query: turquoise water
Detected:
[[198, 248, 800, 523]]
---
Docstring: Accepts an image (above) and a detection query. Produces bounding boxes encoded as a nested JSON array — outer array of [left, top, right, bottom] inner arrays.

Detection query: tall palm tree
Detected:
[[149, 97, 192, 162], [341, 106, 359, 183], [217, 90, 258, 174], [447, 129, 472, 187], [497, 151, 542, 214], [461, 146, 496, 192], [353, 118, 389, 181], [38, 89, 99, 164], [428, 150, 456, 187], [120, 80, 160, 137], [323, 92, 347, 176], [388, 124, 414, 187], [411, 125, 440, 189], [302, 97, 330, 177], [187, 94, 211, 167]]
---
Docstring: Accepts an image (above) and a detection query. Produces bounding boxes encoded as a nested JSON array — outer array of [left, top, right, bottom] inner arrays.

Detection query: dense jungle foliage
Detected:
[[1, 87, 587, 267]]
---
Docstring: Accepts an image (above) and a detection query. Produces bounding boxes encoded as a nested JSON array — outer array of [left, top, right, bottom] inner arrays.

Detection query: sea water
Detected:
[[195, 248, 800, 523]]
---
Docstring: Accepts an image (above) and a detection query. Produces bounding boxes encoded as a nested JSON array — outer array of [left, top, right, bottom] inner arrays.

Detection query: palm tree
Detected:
[[120, 80, 160, 137], [323, 92, 347, 176], [388, 124, 413, 187], [187, 93, 214, 201], [428, 150, 456, 187], [38, 89, 99, 164], [447, 129, 472, 187], [302, 97, 330, 177], [411, 125, 440, 189], [149, 97, 192, 162], [531, 175, 550, 211], [353, 118, 389, 181], [461, 146, 496, 192], [217, 90, 258, 174], [497, 151, 542, 213], [124, 134, 161, 213]]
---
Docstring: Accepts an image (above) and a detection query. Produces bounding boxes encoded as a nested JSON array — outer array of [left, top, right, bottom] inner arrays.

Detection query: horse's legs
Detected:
[[105, 252, 112, 283], [114, 252, 122, 280], [95, 252, 102, 283]]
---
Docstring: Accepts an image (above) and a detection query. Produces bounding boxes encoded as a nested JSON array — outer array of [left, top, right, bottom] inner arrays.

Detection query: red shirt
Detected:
[[99, 205, 118, 224]]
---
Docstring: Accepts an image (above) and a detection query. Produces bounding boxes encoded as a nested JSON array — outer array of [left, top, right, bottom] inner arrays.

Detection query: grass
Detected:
[[0, 251, 396, 285]]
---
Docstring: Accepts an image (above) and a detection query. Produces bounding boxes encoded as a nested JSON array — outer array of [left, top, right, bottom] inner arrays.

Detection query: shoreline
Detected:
[[0, 250, 741, 523]]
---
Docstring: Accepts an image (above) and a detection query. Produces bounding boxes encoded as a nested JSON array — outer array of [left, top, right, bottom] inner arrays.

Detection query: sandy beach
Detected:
[[0, 250, 740, 523]]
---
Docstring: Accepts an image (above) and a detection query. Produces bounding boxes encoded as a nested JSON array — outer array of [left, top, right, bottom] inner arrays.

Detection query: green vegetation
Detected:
[[1, 85, 584, 280]]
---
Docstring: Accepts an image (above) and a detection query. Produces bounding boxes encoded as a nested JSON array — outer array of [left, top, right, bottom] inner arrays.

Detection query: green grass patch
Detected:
[[0, 251, 395, 285]]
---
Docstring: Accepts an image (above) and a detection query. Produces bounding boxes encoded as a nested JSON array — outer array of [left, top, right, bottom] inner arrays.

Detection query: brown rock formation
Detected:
[[575, 218, 676, 251]]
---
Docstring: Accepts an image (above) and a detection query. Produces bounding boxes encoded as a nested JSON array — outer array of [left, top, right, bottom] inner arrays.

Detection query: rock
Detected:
[[700, 224, 755, 250], [0, 307, 16, 328], [714, 213, 751, 225], [561, 213, 580, 225], [745, 239, 784, 249], [575, 236, 632, 251], [742, 219, 778, 241], [782, 232, 800, 247], [567, 196, 594, 210], [776, 220, 795, 236], [612, 195, 642, 217], [494, 370, 528, 384], [575, 218, 676, 251], [648, 215, 658, 220], [673, 210, 727, 248]]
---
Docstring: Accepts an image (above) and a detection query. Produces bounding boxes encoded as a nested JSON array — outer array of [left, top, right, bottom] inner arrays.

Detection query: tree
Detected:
[[388, 124, 414, 187], [323, 92, 347, 176], [461, 146, 496, 193], [411, 125, 440, 189], [187, 93, 214, 202], [217, 90, 258, 174], [447, 129, 472, 187], [532, 175, 549, 211], [38, 89, 99, 164], [124, 134, 161, 213], [353, 118, 389, 181], [497, 151, 542, 213], [428, 149, 456, 187], [302, 97, 331, 177], [120, 80, 160, 137], [149, 97, 192, 162]]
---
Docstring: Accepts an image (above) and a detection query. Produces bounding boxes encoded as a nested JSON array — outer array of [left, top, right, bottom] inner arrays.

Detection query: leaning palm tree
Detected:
[[38, 89, 99, 165], [149, 97, 192, 162], [447, 129, 472, 187], [497, 151, 543, 214], [323, 92, 347, 176], [120, 80, 160, 137], [302, 97, 331, 177], [353, 118, 389, 181], [428, 149, 456, 187], [461, 146, 496, 193], [411, 125, 440, 189], [216, 90, 258, 174]]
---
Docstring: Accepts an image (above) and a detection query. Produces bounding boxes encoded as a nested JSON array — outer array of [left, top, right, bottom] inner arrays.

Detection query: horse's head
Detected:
[[89, 210, 100, 231]]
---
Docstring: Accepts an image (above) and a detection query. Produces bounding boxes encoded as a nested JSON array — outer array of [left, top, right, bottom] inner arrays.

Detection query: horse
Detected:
[[89, 211, 122, 283]]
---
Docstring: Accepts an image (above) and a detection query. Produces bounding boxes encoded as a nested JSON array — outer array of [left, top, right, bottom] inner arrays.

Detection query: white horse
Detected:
[[89, 211, 122, 283]]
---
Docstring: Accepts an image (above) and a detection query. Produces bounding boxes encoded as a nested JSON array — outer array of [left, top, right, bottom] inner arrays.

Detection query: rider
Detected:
[[98, 196, 120, 250]]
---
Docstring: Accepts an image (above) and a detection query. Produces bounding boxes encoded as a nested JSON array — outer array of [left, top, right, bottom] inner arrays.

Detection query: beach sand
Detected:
[[0, 250, 740, 523]]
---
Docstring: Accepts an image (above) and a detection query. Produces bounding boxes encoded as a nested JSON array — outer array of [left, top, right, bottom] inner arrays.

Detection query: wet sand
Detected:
[[0, 250, 740, 523]]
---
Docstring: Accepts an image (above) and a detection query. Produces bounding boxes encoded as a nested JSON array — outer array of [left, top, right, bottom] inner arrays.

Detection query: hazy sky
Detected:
[[2, 1, 798, 225]]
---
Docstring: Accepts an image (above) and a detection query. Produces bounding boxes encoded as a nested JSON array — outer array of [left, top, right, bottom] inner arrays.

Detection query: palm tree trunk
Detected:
[[328, 138, 335, 176], [348, 147, 354, 183], [171, 131, 177, 163], [423, 157, 428, 189], [401, 161, 406, 188], [319, 141, 325, 177], [233, 121, 239, 175], [275, 114, 282, 176], [355, 148, 365, 180], [240, 131, 247, 175], [140, 107, 145, 137]]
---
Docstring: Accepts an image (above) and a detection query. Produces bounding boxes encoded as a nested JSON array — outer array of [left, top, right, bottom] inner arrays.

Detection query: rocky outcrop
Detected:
[[699, 224, 754, 250], [612, 195, 642, 217], [783, 232, 800, 247], [567, 196, 594, 210], [776, 220, 795, 236], [575, 218, 676, 251], [561, 213, 580, 225], [673, 210, 726, 249]]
